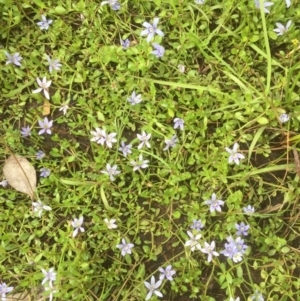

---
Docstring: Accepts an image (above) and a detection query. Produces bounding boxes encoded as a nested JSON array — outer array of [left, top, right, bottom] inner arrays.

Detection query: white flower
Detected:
[[137, 131, 151, 149], [32, 200, 52, 217], [59, 102, 69, 115], [225, 143, 245, 165], [41, 268, 56, 287], [37, 15, 53, 30], [185, 231, 201, 251], [71, 216, 84, 237], [0, 282, 13, 301], [90, 128, 106, 144], [243, 205, 255, 215], [254, 0, 274, 13], [101, 164, 121, 181], [127, 91, 142, 105], [116, 238, 134, 256], [104, 218, 117, 229], [273, 21, 292, 36], [144, 276, 163, 301], [32, 77, 52, 99], [46, 55, 62, 73], [130, 154, 149, 171], [285, 0, 291, 8], [204, 193, 224, 213], [177, 64, 185, 73], [101, 0, 121, 10], [44, 286, 58, 301], [200, 241, 219, 262], [5, 52, 22, 66], [279, 113, 289, 123], [0, 180, 8, 187], [104, 132, 117, 148], [195, 0, 205, 3]]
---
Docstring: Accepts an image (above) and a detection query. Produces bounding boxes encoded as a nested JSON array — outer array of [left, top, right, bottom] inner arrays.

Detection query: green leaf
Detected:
[[32, 0, 46, 8], [281, 246, 290, 254], [256, 117, 269, 125]]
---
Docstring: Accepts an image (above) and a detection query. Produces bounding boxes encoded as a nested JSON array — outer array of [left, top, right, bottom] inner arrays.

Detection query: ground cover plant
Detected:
[[0, 0, 300, 300]]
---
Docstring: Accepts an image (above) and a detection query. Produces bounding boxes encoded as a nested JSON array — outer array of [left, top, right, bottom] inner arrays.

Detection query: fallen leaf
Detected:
[[3, 155, 37, 199], [43, 100, 50, 115]]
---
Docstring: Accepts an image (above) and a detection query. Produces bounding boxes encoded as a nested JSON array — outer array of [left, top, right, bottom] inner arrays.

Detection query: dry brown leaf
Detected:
[[42, 100, 50, 116], [6, 289, 45, 301], [3, 155, 37, 199]]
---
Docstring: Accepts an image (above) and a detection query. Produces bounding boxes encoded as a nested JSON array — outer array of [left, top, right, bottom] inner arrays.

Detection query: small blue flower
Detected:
[[152, 43, 165, 58], [235, 222, 250, 236], [5, 52, 22, 66], [40, 168, 51, 178], [38, 117, 53, 135], [36, 150, 45, 160], [37, 15, 53, 30], [20, 126, 31, 137], [254, 0, 273, 13], [101, 0, 121, 10], [163, 135, 178, 151], [141, 18, 164, 42], [190, 219, 204, 230], [120, 38, 130, 49], [173, 118, 184, 130], [127, 91, 142, 105], [116, 238, 134, 256], [119, 141, 132, 157], [46, 55, 62, 73]]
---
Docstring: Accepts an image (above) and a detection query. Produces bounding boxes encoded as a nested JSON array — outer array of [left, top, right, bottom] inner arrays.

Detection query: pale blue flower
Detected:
[[251, 290, 264, 301], [21, 126, 31, 137], [101, 164, 121, 181], [159, 265, 176, 281], [46, 55, 62, 73], [152, 43, 165, 58], [38, 117, 53, 135], [190, 219, 204, 230], [0, 180, 8, 187], [163, 135, 178, 151], [5, 52, 22, 66], [116, 238, 134, 256], [127, 91, 142, 105], [40, 168, 51, 178], [279, 113, 289, 123], [0, 282, 13, 300], [204, 193, 224, 213], [225, 143, 245, 165], [243, 205, 255, 215], [200, 241, 219, 262], [36, 150, 45, 160], [119, 141, 132, 157], [254, 0, 274, 13], [41, 268, 56, 287], [235, 222, 250, 236], [144, 276, 163, 301], [173, 118, 184, 130], [120, 38, 130, 49], [101, 0, 121, 10], [37, 15, 53, 30], [141, 18, 164, 42]]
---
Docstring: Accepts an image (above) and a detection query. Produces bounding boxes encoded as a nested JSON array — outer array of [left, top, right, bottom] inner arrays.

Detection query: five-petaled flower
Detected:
[[0, 282, 13, 301], [32, 200, 52, 217], [163, 135, 178, 151], [254, 0, 274, 13], [32, 77, 52, 99], [159, 265, 176, 281], [273, 21, 292, 36], [40, 167, 51, 178], [101, 164, 121, 181], [141, 18, 164, 42], [21, 126, 31, 137], [71, 216, 84, 237], [200, 241, 219, 262], [5, 52, 22, 66], [104, 218, 118, 229], [127, 91, 142, 105], [137, 131, 151, 149], [152, 43, 165, 58], [235, 222, 250, 236], [41, 268, 56, 287], [116, 238, 134, 256], [130, 154, 149, 171], [59, 102, 69, 115], [190, 219, 204, 230], [36, 150, 45, 160], [185, 230, 202, 251], [119, 141, 132, 157], [144, 276, 163, 301], [225, 143, 245, 165], [204, 193, 224, 213], [46, 55, 62, 73], [243, 205, 255, 215], [37, 15, 53, 30], [279, 113, 289, 123], [38, 117, 53, 135], [173, 118, 184, 130]]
